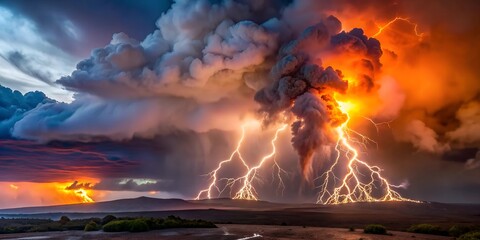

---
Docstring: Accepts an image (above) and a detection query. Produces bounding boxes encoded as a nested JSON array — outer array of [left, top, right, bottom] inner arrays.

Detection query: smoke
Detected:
[[255, 17, 382, 178], [398, 119, 450, 153], [281, 0, 480, 164], [447, 101, 480, 146], [465, 151, 480, 170]]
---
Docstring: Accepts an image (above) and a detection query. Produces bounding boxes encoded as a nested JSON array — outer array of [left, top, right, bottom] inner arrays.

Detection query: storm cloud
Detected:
[[0, 85, 53, 138], [0, 0, 479, 203]]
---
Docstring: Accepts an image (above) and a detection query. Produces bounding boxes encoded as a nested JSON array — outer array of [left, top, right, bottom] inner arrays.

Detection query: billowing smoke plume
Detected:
[[255, 17, 382, 178]]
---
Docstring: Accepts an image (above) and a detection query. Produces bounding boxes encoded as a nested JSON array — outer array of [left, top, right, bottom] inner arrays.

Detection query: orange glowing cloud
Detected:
[[58, 182, 96, 203], [0, 179, 98, 209]]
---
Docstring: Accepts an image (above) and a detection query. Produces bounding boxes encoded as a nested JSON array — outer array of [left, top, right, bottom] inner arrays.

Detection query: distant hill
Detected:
[[0, 197, 198, 214], [0, 197, 479, 230], [0, 197, 292, 215]]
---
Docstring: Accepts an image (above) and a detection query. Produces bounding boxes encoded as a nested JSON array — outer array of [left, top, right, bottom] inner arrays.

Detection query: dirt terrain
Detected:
[[0, 224, 455, 240], [1, 199, 479, 231], [0, 198, 478, 239]]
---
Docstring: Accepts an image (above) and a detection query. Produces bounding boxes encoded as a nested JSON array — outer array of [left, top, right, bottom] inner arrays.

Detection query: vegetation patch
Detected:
[[458, 231, 480, 240], [0, 215, 215, 234], [101, 215, 117, 225], [84, 221, 100, 231], [449, 225, 480, 237], [363, 224, 387, 235], [407, 224, 447, 236]]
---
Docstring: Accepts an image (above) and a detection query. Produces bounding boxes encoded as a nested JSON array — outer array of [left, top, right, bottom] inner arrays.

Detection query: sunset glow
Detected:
[[1, 180, 97, 208]]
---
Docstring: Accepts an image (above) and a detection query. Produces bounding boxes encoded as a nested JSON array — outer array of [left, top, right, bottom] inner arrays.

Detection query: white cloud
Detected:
[[0, 6, 77, 102]]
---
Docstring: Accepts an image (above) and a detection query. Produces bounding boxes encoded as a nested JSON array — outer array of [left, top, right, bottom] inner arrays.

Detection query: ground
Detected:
[[0, 224, 454, 240]]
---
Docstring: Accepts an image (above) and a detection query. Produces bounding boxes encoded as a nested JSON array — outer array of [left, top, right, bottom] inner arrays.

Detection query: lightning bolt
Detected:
[[316, 99, 420, 204], [373, 17, 424, 39], [233, 124, 287, 200], [195, 123, 288, 200], [271, 159, 288, 196], [76, 189, 94, 203], [361, 116, 393, 134], [195, 123, 250, 200], [62, 182, 95, 203]]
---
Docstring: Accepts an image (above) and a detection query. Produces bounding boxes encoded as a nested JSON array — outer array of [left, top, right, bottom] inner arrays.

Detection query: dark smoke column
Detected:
[[255, 16, 382, 180]]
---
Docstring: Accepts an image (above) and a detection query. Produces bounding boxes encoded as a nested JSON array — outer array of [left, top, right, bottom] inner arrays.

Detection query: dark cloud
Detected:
[[0, 85, 53, 138], [65, 181, 94, 190], [68, 179, 174, 192], [0, 129, 236, 197], [0, 139, 136, 182]]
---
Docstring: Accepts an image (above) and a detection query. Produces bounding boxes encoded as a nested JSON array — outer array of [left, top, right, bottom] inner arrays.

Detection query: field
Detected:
[[0, 198, 479, 239], [0, 224, 456, 240]]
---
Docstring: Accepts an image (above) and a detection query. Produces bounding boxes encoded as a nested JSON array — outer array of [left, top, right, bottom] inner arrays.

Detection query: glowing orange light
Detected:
[[75, 189, 95, 203], [59, 181, 95, 203], [337, 101, 355, 113], [1, 181, 98, 208]]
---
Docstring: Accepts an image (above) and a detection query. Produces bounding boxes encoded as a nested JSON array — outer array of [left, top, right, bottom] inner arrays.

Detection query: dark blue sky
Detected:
[[0, 0, 173, 57]]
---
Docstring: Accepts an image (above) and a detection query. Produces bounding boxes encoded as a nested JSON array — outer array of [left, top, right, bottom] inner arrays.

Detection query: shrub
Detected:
[[29, 223, 63, 232], [101, 215, 117, 225], [458, 231, 480, 240], [59, 216, 70, 225], [407, 224, 447, 236], [102, 219, 150, 233], [84, 221, 99, 231], [450, 225, 474, 237], [102, 220, 130, 232], [0, 226, 27, 234], [129, 219, 150, 232], [163, 216, 182, 228], [364, 224, 387, 235], [63, 219, 93, 231], [349, 227, 355, 232]]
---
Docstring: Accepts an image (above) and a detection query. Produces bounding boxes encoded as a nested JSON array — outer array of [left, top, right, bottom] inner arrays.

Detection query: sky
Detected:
[[0, 0, 479, 208]]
